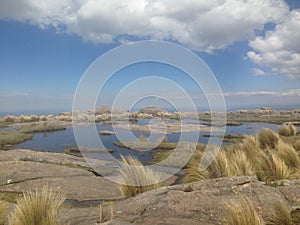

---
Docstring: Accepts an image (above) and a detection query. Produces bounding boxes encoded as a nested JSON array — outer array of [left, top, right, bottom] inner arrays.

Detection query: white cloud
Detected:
[[248, 10, 300, 79], [252, 68, 268, 76], [0, 0, 289, 52], [224, 89, 300, 97]]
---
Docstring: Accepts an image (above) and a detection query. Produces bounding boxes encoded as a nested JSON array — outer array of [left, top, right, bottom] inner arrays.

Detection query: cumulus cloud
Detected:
[[0, 0, 289, 52], [252, 68, 268, 76], [248, 9, 300, 79]]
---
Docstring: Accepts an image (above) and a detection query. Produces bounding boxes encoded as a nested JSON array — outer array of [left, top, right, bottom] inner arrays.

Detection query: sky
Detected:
[[0, 0, 300, 114]]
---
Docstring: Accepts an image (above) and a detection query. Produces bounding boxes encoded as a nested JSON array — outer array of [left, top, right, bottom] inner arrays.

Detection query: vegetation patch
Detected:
[[291, 208, 300, 224], [8, 186, 65, 225], [18, 123, 66, 133], [184, 130, 300, 184], [0, 200, 7, 225], [64, 145, 114, 157], [114, 141, 177, 151], [119, 155, 161, 197], [202, 133, 245, 143], [0, 130, 33, 147], [224, 198, 264, 225], [0, 191, 22, 203]]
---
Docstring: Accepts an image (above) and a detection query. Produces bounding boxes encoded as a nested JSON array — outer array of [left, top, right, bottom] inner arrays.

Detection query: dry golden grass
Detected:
[[294, 140, 300, 151], [276, 141, 300, 169], [271, 200, 293, 225], [279, 124, 292, 137], [288, 123, 297, 136], [229, 150, 255, 176], [224, 198, 264, 225], [99, 201, 114, 223], [203, 150, 230, 179], [119, 155, 161, 197], [0, 200, 7, 225], [237, 136, 264, 167], [257, 129, 280, 150], [184, 149, 231, 182], [256, 151, 291, 184], [278, 123, 297, 137], [184, 131, 299, 184], [8, 186, 65, 225]]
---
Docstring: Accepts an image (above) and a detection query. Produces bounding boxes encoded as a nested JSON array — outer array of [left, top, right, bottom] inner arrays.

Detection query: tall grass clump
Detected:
[[9, 186, 65, 225], [271, 200, 293, 225], [256, 151, 291, 184], [257, 129, 279, 150], [276, 141, 300, 169], [294, 140, 300, 151], [229, 150, 255, 176], [185, 147, 232, 182], [201, 150, 230, 179], [278, 123, 297, 137], [0, 201, 7, 225], [119, 155, 161, 197], [224, 198, 264, 225]]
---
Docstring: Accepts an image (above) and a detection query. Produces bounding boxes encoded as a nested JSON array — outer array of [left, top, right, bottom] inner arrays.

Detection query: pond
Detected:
[[13, 120, 280, 162]]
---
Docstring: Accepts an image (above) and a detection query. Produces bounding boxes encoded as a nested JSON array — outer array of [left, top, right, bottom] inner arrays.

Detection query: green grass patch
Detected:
[[18, 123, 66, 133], [64, 145, 114, 157], [0, 130, 33, 147], [0, 121, 13, 128], [0, 123, 67, 148], [199, 113, 300, 124], [0, 191, 22, 203], [149, 149, 174, 164], [114, 141, 178, 151]]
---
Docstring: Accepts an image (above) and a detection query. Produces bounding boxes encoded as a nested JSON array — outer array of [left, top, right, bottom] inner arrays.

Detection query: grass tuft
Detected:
[[206, 150, 230, 178], [0, 200, 7, 225], [8, 186, 65, 225], [256, 151, 291, 184], [119, 155, 161, 197], [224, 198, 264, 225], [271, 200, 293, 225], [294, 140, 300, 151], [276, 141, 300, 169], [278, 123, 297, 137], [185, 149, 230, 182], [257, 129, 280, 150], [229, 150, 255, 176]]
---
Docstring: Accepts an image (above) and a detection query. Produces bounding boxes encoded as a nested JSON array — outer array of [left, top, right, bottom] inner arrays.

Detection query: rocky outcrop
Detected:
[[107, 176, 295, 225], [140, 107, 167, 115], [0, 149, 124, 207], [2, 150, 300, 225]]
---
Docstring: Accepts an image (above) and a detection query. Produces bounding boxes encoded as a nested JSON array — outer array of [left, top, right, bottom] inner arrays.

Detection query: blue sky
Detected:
[[0, 0, 300, 114]]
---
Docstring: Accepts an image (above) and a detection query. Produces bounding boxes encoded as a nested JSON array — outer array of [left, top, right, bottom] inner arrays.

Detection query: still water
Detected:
[[13, 120, 280, 161]]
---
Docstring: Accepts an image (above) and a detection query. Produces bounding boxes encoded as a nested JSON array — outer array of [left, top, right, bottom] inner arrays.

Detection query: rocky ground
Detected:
[[1, 149, 300, 225]]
